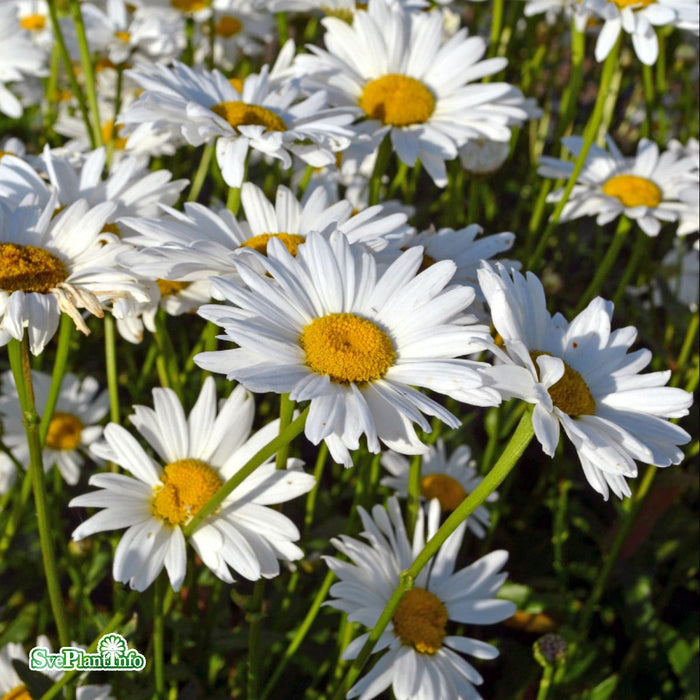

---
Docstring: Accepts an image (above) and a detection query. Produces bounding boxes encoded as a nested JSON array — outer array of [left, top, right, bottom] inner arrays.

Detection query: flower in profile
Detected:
[[584, 0, 696, 65], [0, 370, 108, 489], [195, 231, 500, 467], [295, 0, 532, 186], [70, 378, 315, 591], [538, 135, 699, 236], [324, 497, 516, 699], [120, 60, 354, 187], [0, 197, 149, 354], [381, 439, 497, 537], [478, 262, 693, 500]]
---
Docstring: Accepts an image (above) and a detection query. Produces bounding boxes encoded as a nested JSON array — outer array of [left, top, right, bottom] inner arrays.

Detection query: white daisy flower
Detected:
[[538, 135, 700, 236], [381, 439, 497, 537], [0, 197, 150, 354], [294, 0, 532, 186], [584, 0, 695, 65], [0, 369, 108, 489], [194, 231, 501, 468], [0, 4, 47, 118], [0, 637, 113, 700], [325, 497, 516, 700], [120, 61, 355, 187], [70, 378, 315, 591], [478, 262, 693, 500], [654, 239, 699, 311]]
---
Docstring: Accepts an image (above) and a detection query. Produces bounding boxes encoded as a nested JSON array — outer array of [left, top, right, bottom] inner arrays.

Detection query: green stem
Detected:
[[102, 315, 120, 429], [275, 394, 294, 471], [555, 23, 585, 141], [406, 454, 422, 538], [672, 314, 699, 386], [187, 143, 215, 202], [611, 230, 648, 308], [528, 37, 622, 272], [303, 441, 328, 541], [227, 186, 242, 216], [153, 574, 166, 700], [153, 310, 184, 399], [8, 338, 70, 648], [574, 215, 632, 313], [536, 664, 555, 700], [247, 579, 265, 700], [69, 0, 103, 147], [40, 590, 140, 700], [0, 468, 33, 560], [183, 407, 309, 537], [45, 0, 93, 147], [642, 63, 655, 139], [489, 0, 505, 59], [261, 569, 335, 700], [368, 135, 392, 206], [331, 410, 535, 700], [39, 314, 74, 445]]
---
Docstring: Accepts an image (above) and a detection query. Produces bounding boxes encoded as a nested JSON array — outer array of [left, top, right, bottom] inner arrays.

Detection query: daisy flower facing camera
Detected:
[[325, 497, 516, 700], [195, 231, 501, 467], [70, 378, 315, 591], [478, 263, 693, 500], [538, 135, 699, 236], [295, 0, 531, 186]]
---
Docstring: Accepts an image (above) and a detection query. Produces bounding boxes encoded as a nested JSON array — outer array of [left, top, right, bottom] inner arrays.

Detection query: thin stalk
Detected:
[[406, 454, 422, 538], [261, 569, 335, 700], [103, 314, 120, 426], [642, 63, 655, 139], [275, 394, 294, 471], [489, 0, 505, 59], [247, 579, 266, 700], [330, 411, 535, 700], [43, 40, 61, 133], [153, 574, 166, 700], [536, 664, 556, 700], [69, 0, 103, 147], [555, 23, 585, 141], [183, 407, 309, 536], [187, 143, 215, 202], [153, 310, 184, 399], [8, 338, 70, 647], [39, 314, 74, 444], [528, 38, 623, 271], [672, 314, 699, 386], [45, 0, 93, 146], [40, 590, 140, 700], [611, 230, 648, 308], [227, 186, 242, 216], [574, 215, 632, 313], [303, 441, 328, 541], [368, 135, 393, 206], [0, 468, 33, 559]]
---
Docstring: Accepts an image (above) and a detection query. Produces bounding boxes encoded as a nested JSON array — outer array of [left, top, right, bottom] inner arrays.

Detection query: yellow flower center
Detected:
[[300, 312, 396, 384], [157, 279, 190, 297], [228, 77, 244, 93], [531, 351, 596, 416], [171, 0, 210, 11], [45, 412, 83, 451], [321, 2, 367, 21], [242, 233, 306, 257], [215, 15, 242, 37], [101, 222, 121, 237], [0, 243, 67, 294], [420, 474, 466, 512], [115, 30, 131, 42], [1, 686, 32, 700], [101, 120, 129, 150], [392, 587, 448, 655], [602, 174, 662, 208], [151, 458, 223, 527], [211, 101, 286, 133], [20, 14, 46, 31], [359, 74, 435, 127], [610, 0, 655, 8]]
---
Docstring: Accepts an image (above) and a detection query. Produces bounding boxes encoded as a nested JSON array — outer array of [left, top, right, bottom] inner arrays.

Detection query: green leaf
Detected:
[[586, 673, 619, 700]]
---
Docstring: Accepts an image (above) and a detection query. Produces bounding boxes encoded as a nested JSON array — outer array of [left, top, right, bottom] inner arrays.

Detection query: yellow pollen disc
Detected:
[[46, 412, 83, 451], [157, 279, 190, 297], [0, 243, 67, 294], [211, 101, 286, 133], [171, 0, 210, 11], [359, 74, 435, 127], [300, 312, 396, 384], [531, 351, 596, 416], [95, 57, 117, 72], [321, 2, 367, 21], [242, 233, 306, 257], [20, 14, 46, 31], [602, 174, 662, 208], [151, 458, 223, 527], [215, 15, 243, 37], [115, 30, 131, 42], [101, 120, 129, 150], [393, 587, 448, 655], [1, 686, 32, 700], [101, 222, 121, 236], [420, 474, 466, 512], [610, 0, 655, 7]]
